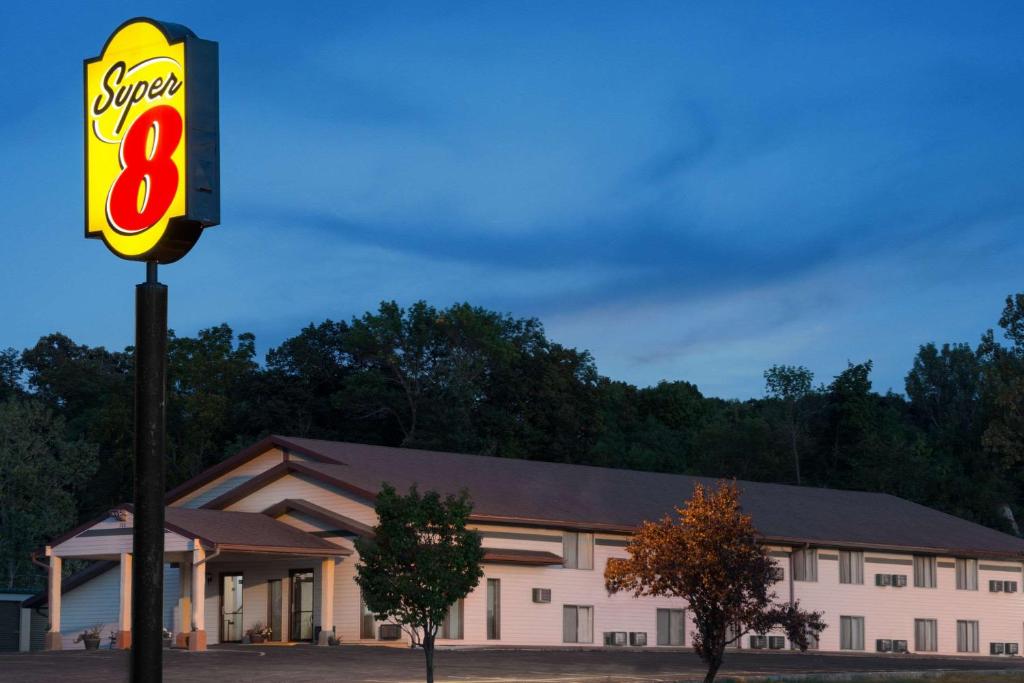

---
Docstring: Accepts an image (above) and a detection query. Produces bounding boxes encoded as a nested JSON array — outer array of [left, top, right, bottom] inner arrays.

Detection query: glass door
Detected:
[[220, 573, 244, 643], [290, 569, 314, 642], [268, 579, 283, 641]]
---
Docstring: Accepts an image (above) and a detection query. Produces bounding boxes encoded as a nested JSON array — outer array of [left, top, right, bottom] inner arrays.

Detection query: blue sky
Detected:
[[2, 2, 1023, 398]]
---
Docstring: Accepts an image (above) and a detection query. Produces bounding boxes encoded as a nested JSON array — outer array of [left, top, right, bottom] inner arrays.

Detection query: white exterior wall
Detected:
[[55, 513, 192, 557], [793, 550, 1024, 654], [223, 473, 377, 525], [176, 449, 284, 508], [55, 564, 178, 649]]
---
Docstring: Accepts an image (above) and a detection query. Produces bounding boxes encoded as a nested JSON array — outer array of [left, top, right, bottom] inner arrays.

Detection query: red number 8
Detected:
[[107, 104, 183, 234]]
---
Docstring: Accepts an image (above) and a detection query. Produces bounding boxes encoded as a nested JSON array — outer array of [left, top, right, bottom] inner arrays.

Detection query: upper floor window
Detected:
[[914, 556, 937, 588], [955, 558, 978, 591], [839, 550, 864, 585], [792, 548, 817, 582], [563, 531, 594, 570]]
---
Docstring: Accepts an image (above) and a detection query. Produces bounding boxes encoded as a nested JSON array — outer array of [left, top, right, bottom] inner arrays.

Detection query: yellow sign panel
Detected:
[[85, 18, 219, 263]]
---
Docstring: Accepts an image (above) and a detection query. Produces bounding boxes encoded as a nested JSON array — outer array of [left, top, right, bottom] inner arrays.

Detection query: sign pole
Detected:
[[132, 261, 167, 682]]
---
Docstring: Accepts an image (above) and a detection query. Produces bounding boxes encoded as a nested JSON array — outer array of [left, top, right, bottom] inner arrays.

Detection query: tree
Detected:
[[0, 398, 97, 589], [764, 365, 814, 484], [605, 481, 825, 683], [355, 484, 484, 683]]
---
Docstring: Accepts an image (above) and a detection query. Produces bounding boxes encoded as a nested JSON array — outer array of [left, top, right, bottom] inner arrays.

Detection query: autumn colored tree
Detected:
[[605, 480, 825, 683]]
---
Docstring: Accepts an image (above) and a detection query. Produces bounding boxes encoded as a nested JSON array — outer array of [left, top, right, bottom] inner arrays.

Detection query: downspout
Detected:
[[29, 552, 51, 623]]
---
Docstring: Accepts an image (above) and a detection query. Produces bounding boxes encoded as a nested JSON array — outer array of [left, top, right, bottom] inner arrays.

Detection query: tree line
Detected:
[[2, 295, 1023, 589]]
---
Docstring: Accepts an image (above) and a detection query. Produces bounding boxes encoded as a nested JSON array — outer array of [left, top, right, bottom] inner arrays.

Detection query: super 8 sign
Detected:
[[85, 18, 219, 263]]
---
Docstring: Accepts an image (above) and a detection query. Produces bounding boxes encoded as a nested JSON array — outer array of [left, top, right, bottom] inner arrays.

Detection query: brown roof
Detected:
[[257, 436, 1024, 560], [482, 548, 563, 565], [161, 506, 350, 556], [262, 499, 376, 538]]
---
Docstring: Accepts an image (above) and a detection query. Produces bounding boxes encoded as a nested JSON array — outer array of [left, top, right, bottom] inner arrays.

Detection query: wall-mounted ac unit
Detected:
[[891, 574, 907, 587], [768, 636, 785, 649], [629, 632, 647, 646], [875, 573, 892, 586], [378, 624, 402, 641], [892, 640, 908, 653], [990, 580, 1004, 593], [992, 642, 1006, 655], [603, 631, 627, 646], [750, 635, 767, 649], [769, 567, 784, 582], [1004, 581, 1018, 593], [532, 588, 552, 603], [876, 639, 892, 652], [1007, 643, 1020, 655]]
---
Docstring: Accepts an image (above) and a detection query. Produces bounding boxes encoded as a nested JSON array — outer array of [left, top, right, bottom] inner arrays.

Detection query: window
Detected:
[[656, 609, 685, 646], [439, 599, 464, 640], [562, 605, 593, 643], [955, 559, 978, 591], [562, 532, 594, 570], [839, 551, 864, 585], [360, 591, 375, 639], [487, 579, 500, 640], [792, 549, 818, 582], [957, 620, 979, 653], [839, 616, 864, 651], [914, 619, 938, 652], [914, 556, 937, 588]]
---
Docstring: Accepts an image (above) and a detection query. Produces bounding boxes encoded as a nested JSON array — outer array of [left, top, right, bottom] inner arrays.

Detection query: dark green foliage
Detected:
[[355, 484, 483, 683], [6, 293, 1024, 589], [0, 399, 97, 588]]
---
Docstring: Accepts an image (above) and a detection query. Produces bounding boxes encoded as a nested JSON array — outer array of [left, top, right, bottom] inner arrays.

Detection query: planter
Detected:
[[250, 635, 265, 644], [83, 637, 101, 651]]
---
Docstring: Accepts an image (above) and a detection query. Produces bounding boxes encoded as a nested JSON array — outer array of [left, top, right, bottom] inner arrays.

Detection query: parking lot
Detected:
[[4, 645, 1024, 683]]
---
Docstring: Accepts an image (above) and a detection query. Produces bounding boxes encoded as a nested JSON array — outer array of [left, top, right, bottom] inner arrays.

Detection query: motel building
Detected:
[[16, 435, 1024, 657]]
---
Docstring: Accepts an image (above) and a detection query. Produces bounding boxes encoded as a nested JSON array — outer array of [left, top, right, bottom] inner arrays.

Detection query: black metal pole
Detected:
[[132, 261, 166, 682]]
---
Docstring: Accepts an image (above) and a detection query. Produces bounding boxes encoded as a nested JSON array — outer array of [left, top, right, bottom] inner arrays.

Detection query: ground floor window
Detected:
[[956, 620, 979, 653], [563, 605, 594, 643], [656, 608, 685, 646], [440, 599, 464, 640], [914, 619, 938, 652], [360, 591, 376, 639], [839, 616, 864, 651], [487, 579, 500, 640]]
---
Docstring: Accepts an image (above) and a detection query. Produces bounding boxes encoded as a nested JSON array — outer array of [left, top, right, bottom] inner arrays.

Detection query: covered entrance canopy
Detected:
[[35, 506, 349, 650]]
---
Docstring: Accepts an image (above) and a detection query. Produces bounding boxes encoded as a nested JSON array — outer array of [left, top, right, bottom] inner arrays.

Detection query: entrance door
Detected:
[[220, 573, 244, 643], [268, 579, 283, 641], [290, 569, 314, 642]]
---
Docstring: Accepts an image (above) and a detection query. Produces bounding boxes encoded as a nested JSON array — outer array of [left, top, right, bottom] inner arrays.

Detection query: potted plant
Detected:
[[74, 624, 103, 651], [246, 621, 272, 644]]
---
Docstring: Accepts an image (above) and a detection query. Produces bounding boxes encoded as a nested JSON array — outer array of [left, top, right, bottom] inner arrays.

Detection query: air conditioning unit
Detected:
[[750, 635, 767, 649], [532, 588, 552, 603], [990, 580, 1004, 593], [1004, 581, 1018, 593], [892, 640, 908, 653], [768, 636, 785, 649], [629, 631, 647, 646], [876, 639, 892, 652], [992, 642, 1006, 655], [875, 573, 892, 586], [769, 567, 784, 582], [603, 631, 627, 646], [378, 624, 402, 641], [891, 574, 907, 587], [1007, 643, 1020, 655]]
